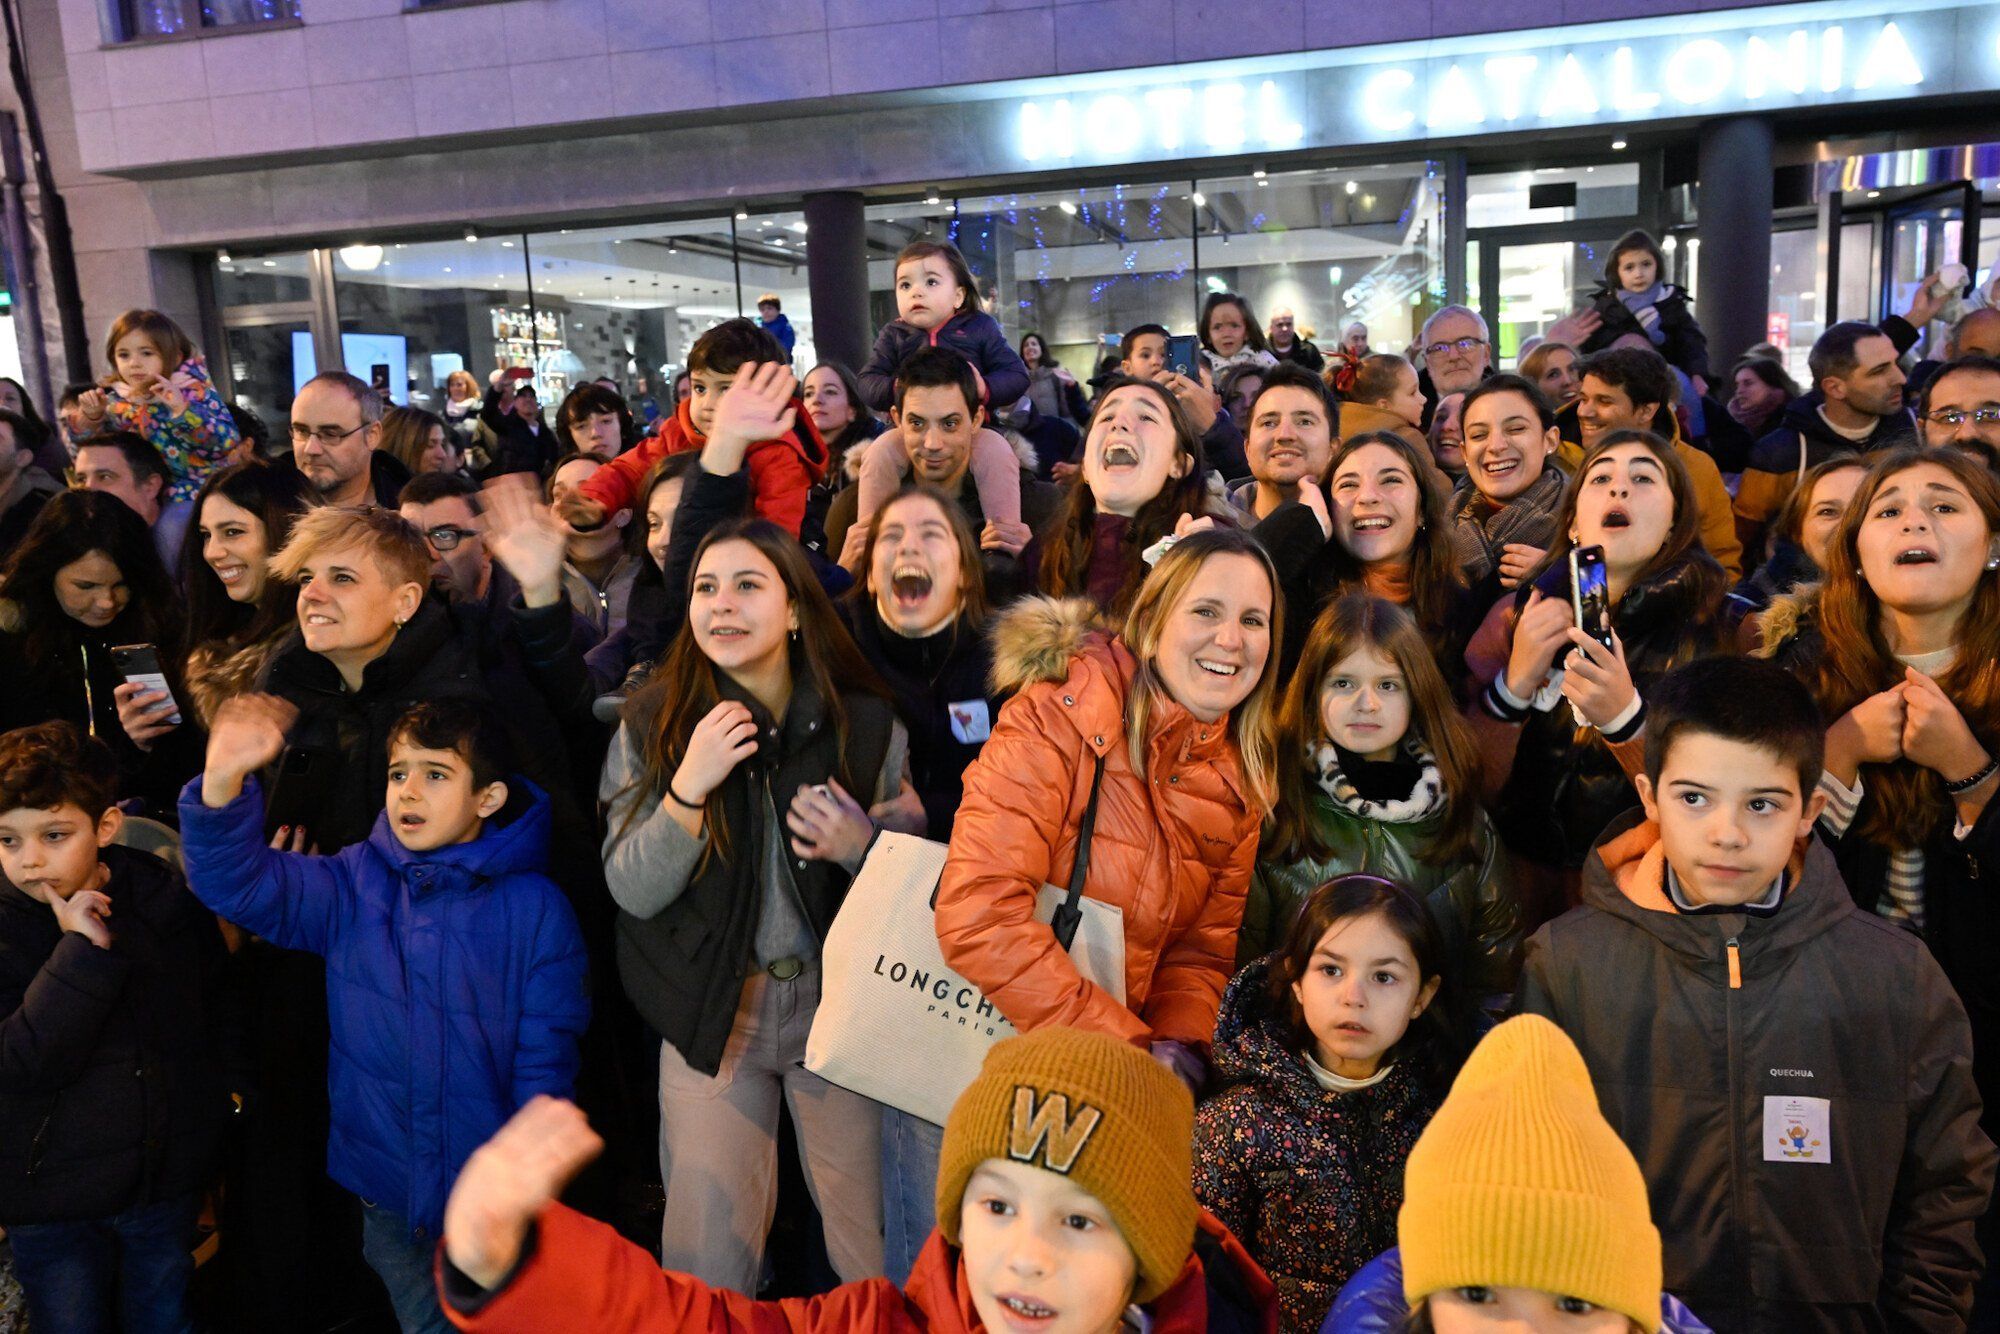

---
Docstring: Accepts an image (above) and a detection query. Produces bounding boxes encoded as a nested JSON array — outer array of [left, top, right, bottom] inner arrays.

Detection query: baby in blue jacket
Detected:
[[179, 695, 589, 1334]]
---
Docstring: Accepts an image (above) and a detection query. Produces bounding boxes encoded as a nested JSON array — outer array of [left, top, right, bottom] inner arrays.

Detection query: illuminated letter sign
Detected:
[[1016, 78, 1305, 162]]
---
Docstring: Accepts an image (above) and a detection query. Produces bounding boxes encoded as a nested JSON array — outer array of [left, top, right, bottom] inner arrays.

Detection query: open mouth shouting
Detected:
[[888, 563, 935, 611], [1098, 440, 1141, 471], [1893, 545, 1938, 566], [1599, 504, 1632, 530]]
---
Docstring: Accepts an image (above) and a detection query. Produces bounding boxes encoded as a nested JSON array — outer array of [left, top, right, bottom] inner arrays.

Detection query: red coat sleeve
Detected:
[[746, 442, 812, 537], [933, 693, 1152, 1046], [579, 435, 666, 516], [441, 1203, 912, 1333]]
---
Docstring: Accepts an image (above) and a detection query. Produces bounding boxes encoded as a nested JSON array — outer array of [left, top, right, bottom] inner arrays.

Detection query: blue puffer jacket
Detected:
[[1320, 1247, 1713, 1333], [177, 775, 590, 1234]]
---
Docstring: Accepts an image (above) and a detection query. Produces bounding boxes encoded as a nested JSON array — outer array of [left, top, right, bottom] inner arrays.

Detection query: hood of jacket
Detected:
[[1210, 957, 1326, 1103], [1337, 400, 1428, 450], [1769, 389, 1913, 457], [1755, 581, 1820, 658], [1581, 808, 1852, 969], [363, 778, 553, 891], [902, 1208, 1280, 1334], [987, 595, 1113, 696]]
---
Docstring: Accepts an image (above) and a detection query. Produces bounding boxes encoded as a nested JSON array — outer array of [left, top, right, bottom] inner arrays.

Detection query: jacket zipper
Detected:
[[1723, 933, 1748, 1299], [763, 772, 817, 930]]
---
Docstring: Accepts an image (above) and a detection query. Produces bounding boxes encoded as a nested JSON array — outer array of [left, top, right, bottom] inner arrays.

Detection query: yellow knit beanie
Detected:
[[935, 1027, 1198, 1303], [1400, 1014, 1662, 1328]]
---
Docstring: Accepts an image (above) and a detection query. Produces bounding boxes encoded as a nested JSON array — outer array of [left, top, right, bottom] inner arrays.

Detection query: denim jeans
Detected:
[[880, 1104, 946, 1285], [8, 1193, 199, 1334], [360, 1202, 454, 1334]]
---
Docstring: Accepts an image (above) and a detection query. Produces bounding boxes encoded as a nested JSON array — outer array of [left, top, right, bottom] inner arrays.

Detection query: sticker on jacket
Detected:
[[949, 699, 992, 744], [1764, 1095, 1831, 1164]]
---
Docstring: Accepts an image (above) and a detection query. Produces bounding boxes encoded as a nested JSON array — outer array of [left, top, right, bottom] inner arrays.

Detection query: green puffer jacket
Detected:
[[1239, 779, 1522, 999]]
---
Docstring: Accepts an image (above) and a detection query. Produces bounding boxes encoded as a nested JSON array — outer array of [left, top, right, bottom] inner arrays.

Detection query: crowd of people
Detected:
[[0, 229, 1998, 1334]]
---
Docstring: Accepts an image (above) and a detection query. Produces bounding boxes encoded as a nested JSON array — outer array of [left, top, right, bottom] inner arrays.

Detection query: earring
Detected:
[[1987, 556, 1999, 571]]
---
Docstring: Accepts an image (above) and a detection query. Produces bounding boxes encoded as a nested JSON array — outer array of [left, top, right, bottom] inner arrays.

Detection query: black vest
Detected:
[[614, 674, 894, 1075]]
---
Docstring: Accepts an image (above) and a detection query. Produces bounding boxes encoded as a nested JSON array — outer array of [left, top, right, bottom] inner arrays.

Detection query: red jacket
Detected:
[[580, 396, 827, 537], [440, 1201, 1277, 1332]]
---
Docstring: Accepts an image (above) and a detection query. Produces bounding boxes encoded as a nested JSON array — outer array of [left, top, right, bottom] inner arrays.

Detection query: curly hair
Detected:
[[0, 721, 119, 820]]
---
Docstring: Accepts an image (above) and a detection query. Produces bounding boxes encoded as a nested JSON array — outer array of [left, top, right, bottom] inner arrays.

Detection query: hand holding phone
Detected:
[[1163, 335, 1203, 381], [1568, 546, 1615, 651], [111, 644, 182, 727]]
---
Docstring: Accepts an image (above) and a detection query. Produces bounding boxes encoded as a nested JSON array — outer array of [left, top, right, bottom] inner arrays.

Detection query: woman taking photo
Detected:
[[1035, 377, 1227, 617], [0, 488, 197, 817], [1243, 593, 1518, 998], [600, 518, 906, 1295], [1465, 428, 1728, 924], [1200, 291, 1279, 376], [1020, 332, 1088, 425], [179, 461, 310, 724], [799, 362, 884, 557], [1257, 429, 1474, 684], [939, 524, 1280, 1060], [1762, 445, 2000, 1163], [1449, 375, 1566, 592]]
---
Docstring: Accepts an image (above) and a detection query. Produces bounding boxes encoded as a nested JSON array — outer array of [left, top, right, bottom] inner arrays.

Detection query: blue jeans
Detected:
[[360, 1203, 454, 1334], [880, 1105, 945, 1285], [8, 1193, 199, 1334]]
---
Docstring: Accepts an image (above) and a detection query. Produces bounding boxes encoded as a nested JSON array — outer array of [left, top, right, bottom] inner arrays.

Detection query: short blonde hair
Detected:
[[268, 505, 430, 592], [1120, 526, 1281, 810]]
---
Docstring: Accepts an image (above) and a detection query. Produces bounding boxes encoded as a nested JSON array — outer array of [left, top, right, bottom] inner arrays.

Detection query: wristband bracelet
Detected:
[[1945, 756, 1999, 795], [665, 781, 704, 810]]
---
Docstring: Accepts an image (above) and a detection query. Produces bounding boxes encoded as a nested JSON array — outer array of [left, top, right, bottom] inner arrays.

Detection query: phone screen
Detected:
[[110, 643, 183, 727], [1569, 546, 1614, 650], [1164, 334, 1203, 380]]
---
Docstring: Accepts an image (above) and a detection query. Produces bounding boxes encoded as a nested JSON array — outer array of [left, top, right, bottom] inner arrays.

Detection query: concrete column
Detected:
[[1696, 116, 1775, 374], [804, 191, 870, 372]]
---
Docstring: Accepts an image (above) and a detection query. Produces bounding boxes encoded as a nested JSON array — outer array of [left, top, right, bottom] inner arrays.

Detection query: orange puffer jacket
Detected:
[[934, 598, 1263, 1050]]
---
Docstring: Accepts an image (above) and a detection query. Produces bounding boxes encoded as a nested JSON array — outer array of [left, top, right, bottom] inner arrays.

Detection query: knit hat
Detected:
[[1399, 1015, 1661, 1328], [935, 1028, 1197, 1303]]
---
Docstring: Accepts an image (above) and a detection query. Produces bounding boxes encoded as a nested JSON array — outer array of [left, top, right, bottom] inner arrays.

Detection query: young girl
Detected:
[[599, 518, 907, 1293], [1197, 874, 1469, 1334], [1200, 290, 1279, 375], [74, 309, 240, 505], [854, 241, 1029, 536], [1580, 230, 1711, 387], [1242, 594, 1518, 998], [1337, 354, 1428, 454]]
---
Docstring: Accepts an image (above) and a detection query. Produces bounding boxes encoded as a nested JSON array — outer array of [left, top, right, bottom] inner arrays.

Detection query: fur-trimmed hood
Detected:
[[1756, 582, 1820, 658], [987, 595, 1111, 695]]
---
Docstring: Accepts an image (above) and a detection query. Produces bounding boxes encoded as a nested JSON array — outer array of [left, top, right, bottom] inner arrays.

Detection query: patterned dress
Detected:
[[92, 354, 240, 503]]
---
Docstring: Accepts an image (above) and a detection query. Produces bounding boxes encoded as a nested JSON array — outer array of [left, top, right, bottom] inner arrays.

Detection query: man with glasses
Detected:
[[1919, 355, 2000, 468], [399, 471, 497, 605], [1420, 306, 1493, 397], [285, 370, 406, 507]]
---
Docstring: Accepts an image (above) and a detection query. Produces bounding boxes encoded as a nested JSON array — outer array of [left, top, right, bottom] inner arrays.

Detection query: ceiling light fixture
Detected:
[[464, 227, 478, 242], [338, 244, 384, 272], [1611, 138, 1628, 151], [1345, 180, 1358, 195], [216, 247, 231, 264]]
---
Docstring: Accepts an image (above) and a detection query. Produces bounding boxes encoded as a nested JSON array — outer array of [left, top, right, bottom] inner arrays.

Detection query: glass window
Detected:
[[1467, 163, 1640, 229], [327, 237, 531, 415], [738, 210, 814, 368], [1193, 162, 1444, 367], [1487, 235, 1623, 366], [1768, 226, 1823, 385], [1837, 220, 1877, 325], [214, 248, 316, 434], [118, 0, 298, 40]]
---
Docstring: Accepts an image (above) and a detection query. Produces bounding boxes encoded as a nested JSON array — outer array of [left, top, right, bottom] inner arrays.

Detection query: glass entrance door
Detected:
[[1477, 233, 1622, 367], [1815, 182, 1981, 349]]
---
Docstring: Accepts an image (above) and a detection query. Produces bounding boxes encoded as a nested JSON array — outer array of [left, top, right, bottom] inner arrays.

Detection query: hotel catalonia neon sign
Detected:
[[1011, 1, 1985, 163]]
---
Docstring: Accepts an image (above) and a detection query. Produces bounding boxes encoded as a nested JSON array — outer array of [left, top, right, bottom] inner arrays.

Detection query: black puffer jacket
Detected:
[[0, 846, 231, 1224], [1491, 550, 1727, 869]]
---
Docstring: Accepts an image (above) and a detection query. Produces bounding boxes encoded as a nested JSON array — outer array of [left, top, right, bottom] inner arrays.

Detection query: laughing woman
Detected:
[[1463, 429, 1728, 924], [1448, 375, 1566, 593], [600, 518, 906, 1294]]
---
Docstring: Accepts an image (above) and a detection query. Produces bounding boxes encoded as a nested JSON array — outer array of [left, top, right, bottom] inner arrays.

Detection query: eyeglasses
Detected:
[[288, 422, 367, 446], [422, 525, 479, 552], [1423, 337, 1487, 359], [1925, 406, 2000, 428]]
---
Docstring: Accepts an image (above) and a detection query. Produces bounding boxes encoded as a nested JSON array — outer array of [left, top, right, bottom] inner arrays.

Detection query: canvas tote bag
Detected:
[[805, 756, 1126, 1125]]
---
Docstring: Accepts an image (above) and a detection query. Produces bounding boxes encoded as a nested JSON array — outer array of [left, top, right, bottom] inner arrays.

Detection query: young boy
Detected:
[[1515, 656, 1995, 1333], [565, 318, 826, 538], [431, 1027, 1278, 1332], [179, 695, 590, 1334], [0, 722, 231, 1334]]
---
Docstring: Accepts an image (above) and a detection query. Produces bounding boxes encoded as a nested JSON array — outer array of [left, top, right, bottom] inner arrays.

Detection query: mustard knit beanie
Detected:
[[935, 1027, 1198, 1303], [1400, 1014, 1662, 1328]]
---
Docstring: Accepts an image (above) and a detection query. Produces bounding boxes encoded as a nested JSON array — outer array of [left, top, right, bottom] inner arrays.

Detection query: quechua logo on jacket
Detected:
[[1008, 1088, 1101, 1174]]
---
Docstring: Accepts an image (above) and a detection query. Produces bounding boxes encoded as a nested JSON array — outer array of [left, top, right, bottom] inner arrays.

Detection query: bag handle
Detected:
[[1049, 754, 1107, 951]]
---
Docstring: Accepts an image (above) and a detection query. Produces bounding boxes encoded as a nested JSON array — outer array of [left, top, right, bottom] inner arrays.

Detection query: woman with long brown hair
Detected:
[[599, 517, 905, 1294], [1464, 428, 1729, 922], [177, 460, 310, 724], [1244, 593, 1518, 998], [1761, 446, 2000, 1220], [1035, 377, 1227, 617]]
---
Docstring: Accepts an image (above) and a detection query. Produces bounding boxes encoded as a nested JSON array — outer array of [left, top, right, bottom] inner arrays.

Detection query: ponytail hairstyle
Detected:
[[894, 241, 982, 317], [1265, 874, 1475, 1095], [1809, 445, 2000, 844], [1117, 525, 1282, 811], [619, 518, 888, 864], [1268, 593, 1484, 864], [1038, 377, 1214, 618]]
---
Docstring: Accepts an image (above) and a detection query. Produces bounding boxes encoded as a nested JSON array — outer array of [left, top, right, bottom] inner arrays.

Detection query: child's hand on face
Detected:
[[705, 362, 797, 461], [50, 887, 112, 949], [444, 1096, 604, 1293], [202, 693, 298, 809]]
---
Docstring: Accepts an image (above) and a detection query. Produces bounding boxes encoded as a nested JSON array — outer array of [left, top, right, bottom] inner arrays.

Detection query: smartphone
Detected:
[[1163, 334, 1203, 381], [263, 746, 334, 841], [110, 643, 182, 727], [1568, 546, 1615, 652]]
